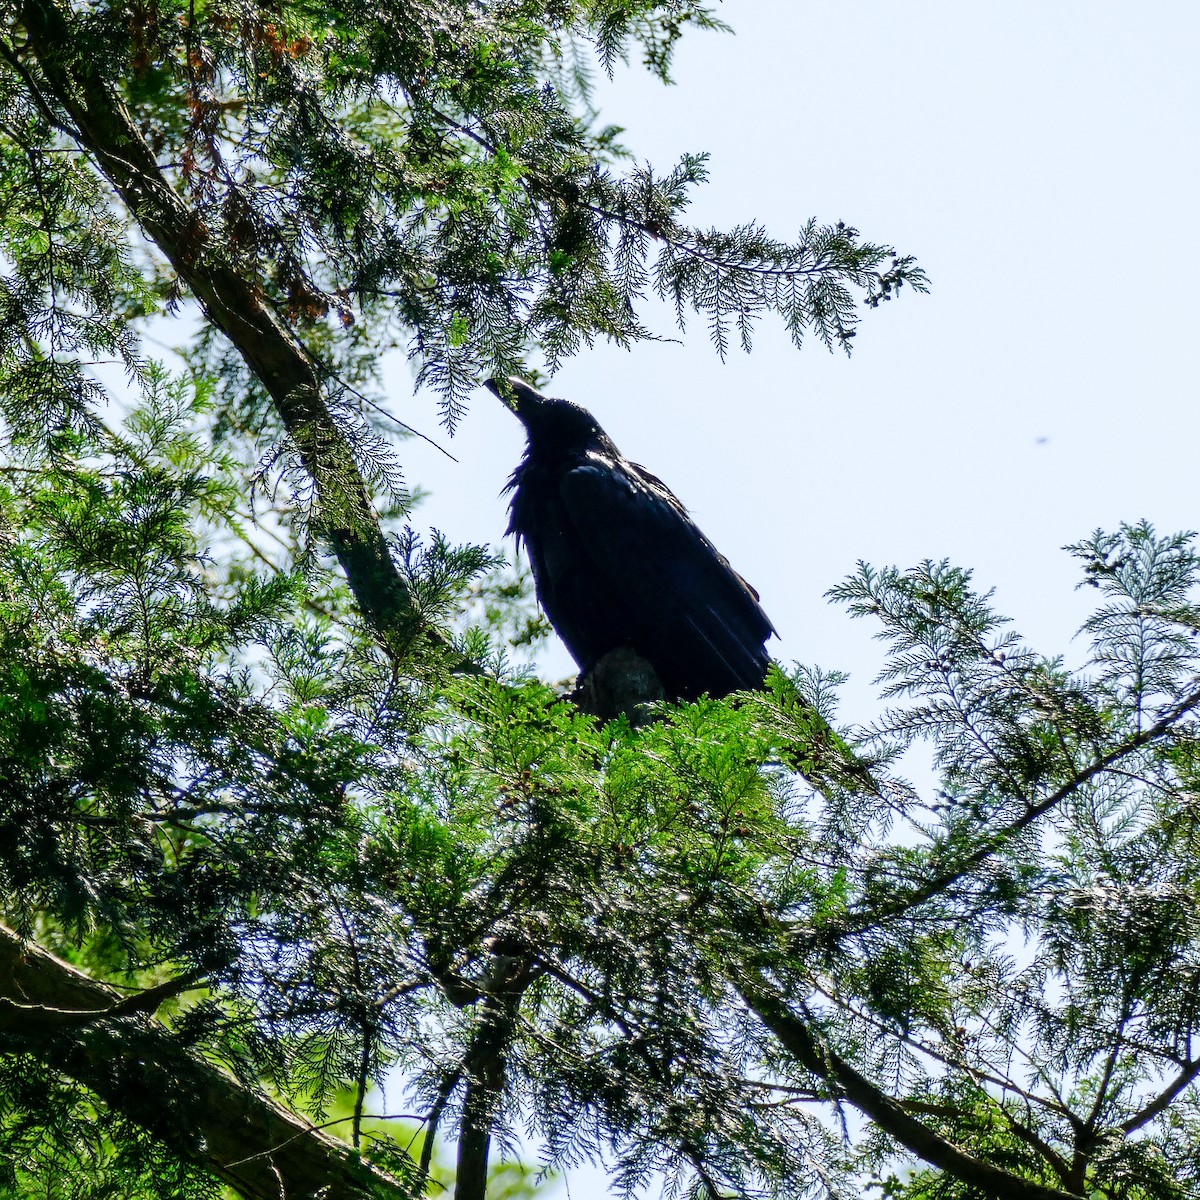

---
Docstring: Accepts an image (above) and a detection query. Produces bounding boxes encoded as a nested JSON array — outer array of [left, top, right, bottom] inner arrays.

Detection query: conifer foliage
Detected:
[[1, 5, 1198, 1200]]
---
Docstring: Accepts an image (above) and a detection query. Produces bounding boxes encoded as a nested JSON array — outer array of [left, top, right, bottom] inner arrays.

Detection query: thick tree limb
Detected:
[[0, 964, 206, 1031], [736, 968, 1085, 1200], [0, 924, 409, 1200], [454, 951, 534, 1200], [17, 1, 421, 655]]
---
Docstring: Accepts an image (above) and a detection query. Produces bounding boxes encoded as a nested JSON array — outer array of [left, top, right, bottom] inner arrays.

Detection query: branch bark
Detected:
[[17, 1, 422, 655], [736, 968, 1085, 1200], [454, 952, 534, 1200], [0, 923, 409, 1200]]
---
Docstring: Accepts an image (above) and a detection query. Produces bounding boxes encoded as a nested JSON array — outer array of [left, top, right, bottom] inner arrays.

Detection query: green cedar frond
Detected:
[[12, 6, 1200, 1200]]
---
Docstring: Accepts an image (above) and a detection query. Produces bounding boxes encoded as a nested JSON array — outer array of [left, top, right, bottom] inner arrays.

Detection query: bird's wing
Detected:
[[555, 453, 775, 698], [626, 462, 775, 616]]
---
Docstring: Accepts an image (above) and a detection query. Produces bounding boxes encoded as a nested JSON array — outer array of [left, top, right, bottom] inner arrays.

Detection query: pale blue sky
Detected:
[[386, 3, 1200, 1188], [397, 1, 1199, 723]]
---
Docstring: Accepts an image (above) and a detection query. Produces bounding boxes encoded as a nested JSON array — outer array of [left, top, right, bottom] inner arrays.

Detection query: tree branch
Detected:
[[1118, 1056, 1200, 1136], [0, 924, 410, 1200], [18, 2, 423, 655], [829, 680, 1200, 938], [0, 966, 206, 1031], [455, 950, 535, 1200], [736, 967, 1085, 1200]]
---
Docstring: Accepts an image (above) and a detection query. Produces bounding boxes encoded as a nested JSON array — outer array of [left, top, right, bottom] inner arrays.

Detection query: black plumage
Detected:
[[487, 376, 776, 701]]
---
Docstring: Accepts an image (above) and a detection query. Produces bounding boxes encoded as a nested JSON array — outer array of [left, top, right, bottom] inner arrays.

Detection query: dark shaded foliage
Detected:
[[11, 6, 1197, 1200]]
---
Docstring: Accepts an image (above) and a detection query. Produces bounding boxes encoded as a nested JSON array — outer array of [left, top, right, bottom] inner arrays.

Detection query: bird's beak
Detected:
[[484, 376, 546, 421]]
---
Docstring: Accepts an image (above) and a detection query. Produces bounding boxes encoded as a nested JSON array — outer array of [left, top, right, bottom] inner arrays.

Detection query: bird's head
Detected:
[[485, 376, 611, 454]]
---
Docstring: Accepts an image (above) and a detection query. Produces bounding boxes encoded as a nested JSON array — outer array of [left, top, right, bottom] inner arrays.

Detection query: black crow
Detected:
[[487, 376, 776, 702]]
